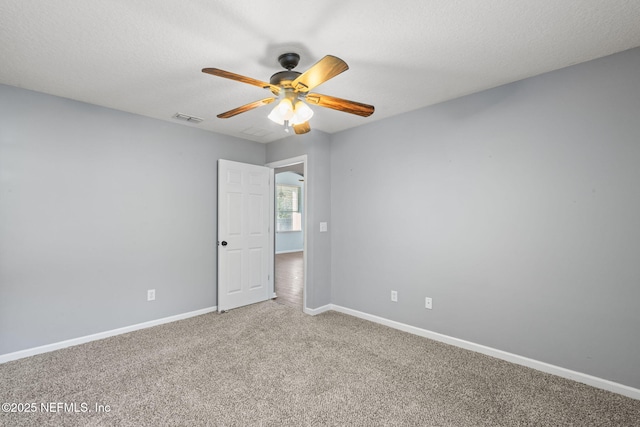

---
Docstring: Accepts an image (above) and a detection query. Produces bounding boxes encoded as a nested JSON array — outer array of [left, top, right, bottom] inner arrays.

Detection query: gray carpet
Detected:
[[1, 301, 638, 426]]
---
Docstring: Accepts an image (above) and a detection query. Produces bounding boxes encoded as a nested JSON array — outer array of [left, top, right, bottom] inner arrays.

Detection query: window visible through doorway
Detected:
[[276, 184, 302, 232]]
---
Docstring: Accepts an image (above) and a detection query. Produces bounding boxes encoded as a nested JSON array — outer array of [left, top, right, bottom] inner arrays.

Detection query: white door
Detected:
[[218, 159, 273, 312]]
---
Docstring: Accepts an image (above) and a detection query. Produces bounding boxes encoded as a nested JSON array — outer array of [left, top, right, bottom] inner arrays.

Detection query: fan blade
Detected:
[[291, 55, 348, 93], [305, 93, 374, 117], [293, 121, 311, 134], [217, 97, 276, 119], [202, 68, 280, 95]]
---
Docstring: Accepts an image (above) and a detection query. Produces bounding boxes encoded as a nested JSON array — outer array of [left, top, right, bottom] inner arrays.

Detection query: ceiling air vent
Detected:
[[240, 126, 272, 137], [173, 113, 203, 123]]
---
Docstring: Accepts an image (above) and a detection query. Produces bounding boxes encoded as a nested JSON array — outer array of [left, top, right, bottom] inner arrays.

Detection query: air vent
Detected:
[[173, 113, 203, 123], [240, 127, 273, 137]]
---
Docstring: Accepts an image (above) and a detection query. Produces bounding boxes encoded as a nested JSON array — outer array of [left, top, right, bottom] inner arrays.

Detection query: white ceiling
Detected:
[[2, 1, 640, 143]]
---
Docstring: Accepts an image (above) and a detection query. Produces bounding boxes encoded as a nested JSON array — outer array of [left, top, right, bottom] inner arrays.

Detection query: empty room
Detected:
[[1, 1, 640, 425]]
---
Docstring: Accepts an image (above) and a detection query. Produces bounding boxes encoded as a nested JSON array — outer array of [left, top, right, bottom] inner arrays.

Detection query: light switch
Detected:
[[319, 222, 328, 232]]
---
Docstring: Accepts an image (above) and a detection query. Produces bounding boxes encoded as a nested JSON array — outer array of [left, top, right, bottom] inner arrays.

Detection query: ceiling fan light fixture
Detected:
[[267, 108, 284, 125], [291, 100, 314, 125], [268, 98, 294, 125]]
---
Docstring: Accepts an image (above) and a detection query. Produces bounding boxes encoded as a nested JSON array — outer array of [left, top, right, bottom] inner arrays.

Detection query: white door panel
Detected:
[[218, 159, 273, 312]]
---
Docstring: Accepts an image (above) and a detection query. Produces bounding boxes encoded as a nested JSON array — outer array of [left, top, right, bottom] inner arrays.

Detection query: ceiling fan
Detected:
[[202, 53, 374, 135]]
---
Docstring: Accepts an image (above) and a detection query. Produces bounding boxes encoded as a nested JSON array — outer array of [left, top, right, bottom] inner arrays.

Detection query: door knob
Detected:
[[221, 241, 228, 246]]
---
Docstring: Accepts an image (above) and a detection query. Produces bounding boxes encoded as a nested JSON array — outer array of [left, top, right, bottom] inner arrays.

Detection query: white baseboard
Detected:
[[328, 304, 640, 401], [275, 249, 303, 254], [303, 304, 332, 316], [4, 303, 638, 401], [0, 306, 217, 364]]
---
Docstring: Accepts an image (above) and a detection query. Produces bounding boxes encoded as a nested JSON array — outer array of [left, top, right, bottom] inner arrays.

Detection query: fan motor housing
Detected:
[[270, 70, 301, 88]]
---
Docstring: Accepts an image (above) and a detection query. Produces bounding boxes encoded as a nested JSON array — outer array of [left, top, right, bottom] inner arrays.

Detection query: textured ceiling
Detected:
[[2, 1, 640, 143]]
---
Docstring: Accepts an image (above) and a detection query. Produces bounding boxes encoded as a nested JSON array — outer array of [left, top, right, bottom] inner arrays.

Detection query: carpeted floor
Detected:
[[1, 301, 639, 426]]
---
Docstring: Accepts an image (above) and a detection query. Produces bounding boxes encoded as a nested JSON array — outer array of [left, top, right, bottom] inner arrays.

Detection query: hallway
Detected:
[[274, 251, 303, 309]]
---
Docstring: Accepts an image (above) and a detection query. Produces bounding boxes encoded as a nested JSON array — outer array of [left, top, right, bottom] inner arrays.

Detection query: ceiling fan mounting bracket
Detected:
[[278, 52, 300, 70]]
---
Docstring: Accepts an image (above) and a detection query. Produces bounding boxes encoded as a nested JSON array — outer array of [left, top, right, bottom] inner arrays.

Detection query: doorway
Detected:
[[267, 156, 307, 311]]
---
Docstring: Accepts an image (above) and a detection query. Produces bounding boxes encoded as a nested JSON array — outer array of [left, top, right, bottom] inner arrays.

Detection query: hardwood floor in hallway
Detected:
[[275, 251, 303, 309]]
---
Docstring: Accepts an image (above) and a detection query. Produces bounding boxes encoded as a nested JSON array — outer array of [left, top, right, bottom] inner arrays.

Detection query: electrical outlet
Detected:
[[391, 290, 398, 302], [147, 289, 156, 301], [425, 297, 432, 309]]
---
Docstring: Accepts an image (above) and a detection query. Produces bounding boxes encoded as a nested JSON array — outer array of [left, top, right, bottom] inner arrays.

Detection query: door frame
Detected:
[[266, 155, 308, 310]]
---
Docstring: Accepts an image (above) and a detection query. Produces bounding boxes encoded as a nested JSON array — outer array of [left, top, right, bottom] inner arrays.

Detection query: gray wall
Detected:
[[330, 47, 640, 389], [0, 84, 266, 354], [267, 132, 332, 309]]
